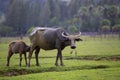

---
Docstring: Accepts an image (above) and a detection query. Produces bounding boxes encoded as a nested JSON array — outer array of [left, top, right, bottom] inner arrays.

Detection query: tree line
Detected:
[[0, 0, 120, 36]]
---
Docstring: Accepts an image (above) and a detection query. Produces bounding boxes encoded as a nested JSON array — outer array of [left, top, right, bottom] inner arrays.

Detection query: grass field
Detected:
[[0, 35, 120, 80]]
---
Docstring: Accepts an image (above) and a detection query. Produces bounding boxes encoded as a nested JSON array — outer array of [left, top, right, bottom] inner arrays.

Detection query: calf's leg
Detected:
[[6, 51, 13, 66], [24, 52, 27, 66], [19, 53, 22, 66]]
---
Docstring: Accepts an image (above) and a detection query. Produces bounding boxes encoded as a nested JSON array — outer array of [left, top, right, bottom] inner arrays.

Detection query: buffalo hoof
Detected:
[[36, 64, 40, 66], [6, 64, 9, 66], [60, 64, 65, 66], [55, 63, 59, 66]]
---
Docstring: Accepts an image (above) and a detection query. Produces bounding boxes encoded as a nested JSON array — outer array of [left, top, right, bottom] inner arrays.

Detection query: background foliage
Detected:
[[0, 0, 120, 36]]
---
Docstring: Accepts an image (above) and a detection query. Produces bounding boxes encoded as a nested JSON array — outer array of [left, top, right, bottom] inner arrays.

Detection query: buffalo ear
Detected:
[[75, 38, 83, 41]]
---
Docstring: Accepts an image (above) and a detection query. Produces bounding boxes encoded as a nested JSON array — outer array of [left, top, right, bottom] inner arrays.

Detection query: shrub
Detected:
[[112, 24, 120, 32]]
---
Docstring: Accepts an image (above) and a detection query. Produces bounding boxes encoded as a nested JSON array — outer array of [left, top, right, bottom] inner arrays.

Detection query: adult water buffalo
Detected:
[[28, 27, 82, 67]]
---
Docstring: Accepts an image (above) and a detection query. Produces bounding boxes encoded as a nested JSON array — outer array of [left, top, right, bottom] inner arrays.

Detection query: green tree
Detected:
[[103, 5, 119, 26], [101, 19, 111, 26], [0, 24, 13, 36], [68, 0, 81, 19], [40, 0, 51, 26], [112, 24, 120, 32], [27, 26, 35, 34], [5, 0, 28, 35], [27, 0, 41, 27], [48, 0, 60, 26], [67, 25, 77, 34], [112, 24, 120, 39], [101, 25, 110, 38]]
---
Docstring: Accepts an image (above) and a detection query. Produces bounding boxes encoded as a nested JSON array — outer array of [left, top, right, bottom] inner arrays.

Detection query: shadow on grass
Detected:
[[14, 55, 120, 61], [1, 65, 109, 77], [65, 55, 120, 61]]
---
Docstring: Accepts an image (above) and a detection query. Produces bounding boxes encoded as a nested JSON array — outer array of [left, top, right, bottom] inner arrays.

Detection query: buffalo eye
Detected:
[[64, 38, 69, 41], [75, 38, 83, 41]]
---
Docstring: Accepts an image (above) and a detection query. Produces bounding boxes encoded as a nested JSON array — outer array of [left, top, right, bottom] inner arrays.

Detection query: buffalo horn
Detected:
[[62, 32, 69, 38], [75, 32, 81, 37]]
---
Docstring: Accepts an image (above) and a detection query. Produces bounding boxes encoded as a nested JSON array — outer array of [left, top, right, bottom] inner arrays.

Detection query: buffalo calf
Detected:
[[6, 41, 30, 66]]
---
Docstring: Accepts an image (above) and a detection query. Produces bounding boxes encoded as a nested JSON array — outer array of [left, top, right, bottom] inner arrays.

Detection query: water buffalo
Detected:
[[28, 27, 82, 67], [6, 41, 30, 66]]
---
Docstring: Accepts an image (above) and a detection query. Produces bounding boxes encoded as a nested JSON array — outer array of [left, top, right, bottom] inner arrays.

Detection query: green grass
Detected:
[[0, 36, 120, 80], [1, 68, 120, 80]]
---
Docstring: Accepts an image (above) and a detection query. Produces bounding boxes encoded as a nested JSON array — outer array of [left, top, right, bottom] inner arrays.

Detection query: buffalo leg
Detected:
[[28, 50, 34, 67], [24, 53, 27, 66], [27, 45, 35, 67], [59, 52, 64, 66], [19, 53, 22, 66], [6, 51, 13, 66], [55, 49, 64, 66], [35, 47, 40, 66], [55, 52, 59, 66]]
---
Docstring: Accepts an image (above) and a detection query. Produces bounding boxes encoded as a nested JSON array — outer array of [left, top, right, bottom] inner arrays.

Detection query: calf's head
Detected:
[[62, 32, 82, 49], [25, 46, 30, 52]]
